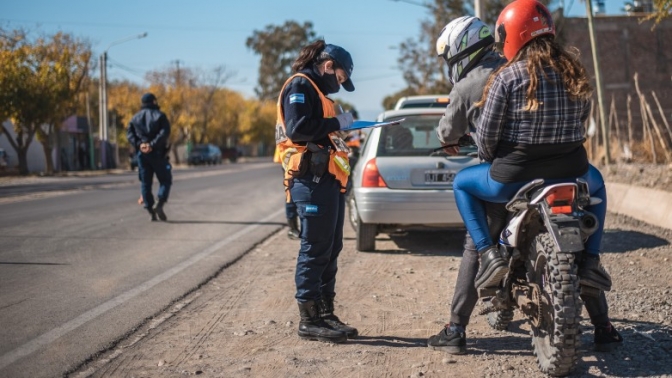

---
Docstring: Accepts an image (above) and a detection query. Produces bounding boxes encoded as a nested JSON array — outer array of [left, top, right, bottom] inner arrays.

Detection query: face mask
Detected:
[[322, 72, 341, 94]]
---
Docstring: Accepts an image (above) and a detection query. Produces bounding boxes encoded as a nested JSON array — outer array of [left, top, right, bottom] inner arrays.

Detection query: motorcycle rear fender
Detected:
[[539, 205, 584, 252]]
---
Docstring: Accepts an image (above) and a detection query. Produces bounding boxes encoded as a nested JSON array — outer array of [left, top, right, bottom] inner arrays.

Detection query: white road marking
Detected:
[[0, 208, 284, 370]]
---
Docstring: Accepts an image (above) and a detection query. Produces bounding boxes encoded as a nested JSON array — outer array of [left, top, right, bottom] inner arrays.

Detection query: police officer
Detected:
[[127, 93, 172, 221], [276, 40, 357, 343]]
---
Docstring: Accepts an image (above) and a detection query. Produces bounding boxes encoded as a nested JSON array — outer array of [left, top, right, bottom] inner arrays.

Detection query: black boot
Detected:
[[147, 208, 158, 222], [317, 297, 358, 338], [154, 200, 167, 221], [297, 301, 347, 343], [287, 216, 300, 240], [474, 246, 509, 290]]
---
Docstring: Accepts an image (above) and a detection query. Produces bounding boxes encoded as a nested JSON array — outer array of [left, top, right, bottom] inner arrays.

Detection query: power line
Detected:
[[0, 18, 411, 37]]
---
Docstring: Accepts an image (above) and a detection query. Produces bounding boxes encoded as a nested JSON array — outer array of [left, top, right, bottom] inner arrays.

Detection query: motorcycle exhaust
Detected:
[[579, 211, 599, 238]]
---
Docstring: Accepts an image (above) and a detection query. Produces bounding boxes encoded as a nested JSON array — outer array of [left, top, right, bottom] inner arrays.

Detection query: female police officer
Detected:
[[275, 40, 357, 343]]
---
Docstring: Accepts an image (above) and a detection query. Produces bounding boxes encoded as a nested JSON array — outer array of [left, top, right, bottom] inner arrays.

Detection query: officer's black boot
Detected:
[[287, 216, 300, 240], [297, 300, 347, 343], [317, 296, 358, 338], [147, 208, 158, 222], [154, 200, 167, 221]]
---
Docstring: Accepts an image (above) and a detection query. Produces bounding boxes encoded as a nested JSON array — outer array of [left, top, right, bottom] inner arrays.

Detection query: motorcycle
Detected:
[[439, 135, 603, 376], [478, 178, 602, 376]]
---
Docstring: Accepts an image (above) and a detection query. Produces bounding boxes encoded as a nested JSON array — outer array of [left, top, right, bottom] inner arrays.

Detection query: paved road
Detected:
[[0, 161, 286, 378]]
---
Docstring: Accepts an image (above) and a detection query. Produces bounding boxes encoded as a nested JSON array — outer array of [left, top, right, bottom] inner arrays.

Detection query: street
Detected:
[[0, 161, 286, 378]]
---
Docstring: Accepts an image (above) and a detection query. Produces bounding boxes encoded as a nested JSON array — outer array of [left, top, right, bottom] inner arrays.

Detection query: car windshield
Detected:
[[376, 115, 445, 157], [192, 146, 208, 153]]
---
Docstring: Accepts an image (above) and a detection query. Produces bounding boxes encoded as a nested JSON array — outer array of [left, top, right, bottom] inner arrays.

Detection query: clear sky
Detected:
[[2, 0, 623, 120]]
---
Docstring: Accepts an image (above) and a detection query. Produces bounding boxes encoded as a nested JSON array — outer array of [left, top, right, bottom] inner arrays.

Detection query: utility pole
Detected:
[[585, 1, 611, 164], [98, 32, 148, 170], [474, 0, 485, 19]]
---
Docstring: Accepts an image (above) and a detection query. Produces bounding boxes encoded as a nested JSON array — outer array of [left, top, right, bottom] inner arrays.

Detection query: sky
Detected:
[[2, 0, 624, 121]]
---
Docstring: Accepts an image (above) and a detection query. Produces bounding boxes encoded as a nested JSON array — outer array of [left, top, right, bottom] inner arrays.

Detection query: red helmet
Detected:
[[495, 0, 555, 60]]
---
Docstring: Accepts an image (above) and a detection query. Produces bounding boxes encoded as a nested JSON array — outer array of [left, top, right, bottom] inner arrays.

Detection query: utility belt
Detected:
[[278, 136, 350, 202]]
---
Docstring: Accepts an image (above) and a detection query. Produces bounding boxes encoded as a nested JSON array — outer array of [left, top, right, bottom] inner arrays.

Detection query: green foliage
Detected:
[[246, 20, 317, 101]]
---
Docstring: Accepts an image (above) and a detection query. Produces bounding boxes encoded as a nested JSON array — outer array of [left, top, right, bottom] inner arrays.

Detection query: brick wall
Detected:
[[560, 16, 672, 144]]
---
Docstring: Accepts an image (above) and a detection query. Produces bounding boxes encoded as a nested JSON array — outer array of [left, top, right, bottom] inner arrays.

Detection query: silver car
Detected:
[[347, 108, 479, 251]]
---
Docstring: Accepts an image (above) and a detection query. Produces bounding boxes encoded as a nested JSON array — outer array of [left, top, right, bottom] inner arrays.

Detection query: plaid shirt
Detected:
[[476, 60, 590, 162]]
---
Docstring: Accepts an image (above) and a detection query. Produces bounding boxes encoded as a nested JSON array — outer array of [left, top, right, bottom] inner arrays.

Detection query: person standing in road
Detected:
[[127, 93, 172, 222], [276, 40, 357, 344], [428, 9, 622, 355]]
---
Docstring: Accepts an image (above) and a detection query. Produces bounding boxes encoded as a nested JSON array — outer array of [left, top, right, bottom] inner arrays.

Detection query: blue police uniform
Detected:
[[127, 94, 172, 219], [281, 68, 343, 303]]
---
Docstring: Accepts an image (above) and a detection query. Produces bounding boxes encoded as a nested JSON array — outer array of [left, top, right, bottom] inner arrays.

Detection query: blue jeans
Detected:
[[137, 151, 172, 209], [453, 163, 606, 255], [290, 174, 345, 302]]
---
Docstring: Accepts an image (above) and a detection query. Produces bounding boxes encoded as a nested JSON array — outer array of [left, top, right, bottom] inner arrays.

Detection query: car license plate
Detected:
[[425, 170, 455, 184]]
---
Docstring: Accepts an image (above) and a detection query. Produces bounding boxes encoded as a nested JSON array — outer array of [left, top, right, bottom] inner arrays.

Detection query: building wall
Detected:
[[560, 16, 672, 142], [0, 120, 47, 173]]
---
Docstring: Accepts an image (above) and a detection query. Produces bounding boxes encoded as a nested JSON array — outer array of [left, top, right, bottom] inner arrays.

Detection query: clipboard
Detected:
[[341, 118, 406, 131]]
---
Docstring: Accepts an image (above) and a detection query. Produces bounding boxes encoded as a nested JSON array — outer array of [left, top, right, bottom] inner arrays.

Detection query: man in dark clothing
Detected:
[[127, 93, 172, 221]]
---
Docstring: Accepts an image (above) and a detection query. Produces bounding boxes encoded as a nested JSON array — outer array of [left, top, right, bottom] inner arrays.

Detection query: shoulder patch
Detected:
[[289, 93, 305, 104]]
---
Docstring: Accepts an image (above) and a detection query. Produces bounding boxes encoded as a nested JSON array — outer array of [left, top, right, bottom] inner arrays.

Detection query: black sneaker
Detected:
[[474, 246, 509, 290], [427, 324, 467, 355], [594, 323, 623, 352]]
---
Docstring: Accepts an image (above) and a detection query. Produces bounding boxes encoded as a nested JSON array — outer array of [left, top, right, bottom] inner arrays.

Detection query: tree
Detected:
[[0, 28, 92, 174], [246, 21, 316, 101], [640, 0, 672, 24], [32, 32, 93, 175]]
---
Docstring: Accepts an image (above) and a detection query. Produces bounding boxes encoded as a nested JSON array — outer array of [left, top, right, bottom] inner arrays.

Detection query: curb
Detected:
[[606, 182, 672, 230]]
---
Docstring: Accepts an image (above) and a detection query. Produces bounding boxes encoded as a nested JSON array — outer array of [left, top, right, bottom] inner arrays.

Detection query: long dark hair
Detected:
[[478, 36, 592, 111], [291, 39, 331, 73]]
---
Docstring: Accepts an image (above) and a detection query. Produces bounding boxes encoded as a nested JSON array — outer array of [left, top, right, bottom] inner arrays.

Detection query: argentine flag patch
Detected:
[[289, 93, 305, 104]]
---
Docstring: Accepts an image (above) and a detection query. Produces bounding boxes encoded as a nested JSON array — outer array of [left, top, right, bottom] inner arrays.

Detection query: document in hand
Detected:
[[341, 118, 405, 131]]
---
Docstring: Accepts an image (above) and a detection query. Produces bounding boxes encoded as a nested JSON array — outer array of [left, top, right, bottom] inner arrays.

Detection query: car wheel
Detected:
[[356, 214, 377, 252], [347, 192, 358, 231]]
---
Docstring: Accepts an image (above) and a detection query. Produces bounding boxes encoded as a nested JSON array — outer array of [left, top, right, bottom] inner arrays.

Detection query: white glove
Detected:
[[336, 112, 354, 130]]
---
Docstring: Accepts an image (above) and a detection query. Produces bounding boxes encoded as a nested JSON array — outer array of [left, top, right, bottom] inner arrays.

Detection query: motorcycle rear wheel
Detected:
[[527, 233, 582, 377]]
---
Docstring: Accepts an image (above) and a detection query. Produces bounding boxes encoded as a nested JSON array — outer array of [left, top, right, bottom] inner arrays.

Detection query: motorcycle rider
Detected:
[[427, 16, 508, 355], [428, 0, 622, 354]]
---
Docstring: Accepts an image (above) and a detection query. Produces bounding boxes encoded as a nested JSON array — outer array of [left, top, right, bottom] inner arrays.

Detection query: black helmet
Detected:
[[141, 93, 157, 105]]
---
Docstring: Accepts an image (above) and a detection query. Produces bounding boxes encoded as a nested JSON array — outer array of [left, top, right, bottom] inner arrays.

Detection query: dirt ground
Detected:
[[69, 205, 672, 377]]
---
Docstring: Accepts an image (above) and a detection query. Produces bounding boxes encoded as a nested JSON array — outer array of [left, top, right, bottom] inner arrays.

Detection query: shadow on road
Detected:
[[0, 262, 69, 266], [349, 335, 427, 348], [345, 230, 466, 257], [166, 220, 284, 226], [602, 229, 669, 254]]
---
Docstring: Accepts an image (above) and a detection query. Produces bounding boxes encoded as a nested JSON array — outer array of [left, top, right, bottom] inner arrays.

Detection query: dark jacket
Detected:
[[281, 67, 340, 147], [127, 104, 171, 153]]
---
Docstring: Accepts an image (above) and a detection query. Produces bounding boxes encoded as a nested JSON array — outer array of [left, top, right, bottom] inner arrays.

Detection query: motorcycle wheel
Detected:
[[527, 233, 582, 377]]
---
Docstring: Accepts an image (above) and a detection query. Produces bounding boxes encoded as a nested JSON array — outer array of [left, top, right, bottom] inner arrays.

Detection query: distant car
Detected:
[[221, 147, 242, 163], [188, 144, 222, 165], [347, 108, 479, 251], [393, 95, 450, 110]]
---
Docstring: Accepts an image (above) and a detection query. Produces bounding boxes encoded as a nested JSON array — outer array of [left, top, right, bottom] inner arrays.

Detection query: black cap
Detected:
[[323, 44, 354, 92], [141, 93, 157, 105]]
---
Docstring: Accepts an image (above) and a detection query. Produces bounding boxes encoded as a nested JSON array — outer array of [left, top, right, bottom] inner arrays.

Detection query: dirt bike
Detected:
[[477, 177, 602, 376]]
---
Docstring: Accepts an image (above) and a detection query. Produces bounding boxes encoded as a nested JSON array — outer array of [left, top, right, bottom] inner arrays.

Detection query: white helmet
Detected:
[[436, 16, 494, 84]]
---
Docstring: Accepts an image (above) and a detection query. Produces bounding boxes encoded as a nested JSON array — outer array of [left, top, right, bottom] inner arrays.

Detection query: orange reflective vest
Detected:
[[275, 74, 350, 201]]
